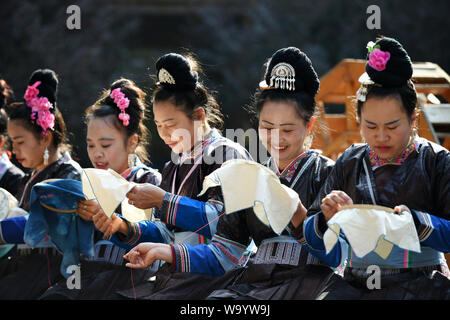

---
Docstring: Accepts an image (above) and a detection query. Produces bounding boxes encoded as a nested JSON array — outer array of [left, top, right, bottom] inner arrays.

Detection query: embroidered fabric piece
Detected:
[[253, 237, 302, 266], [81, 168, 152, 222], [198, 159, 299, 234], [323, 204, 421, 259], [275, 152, 310, 181]]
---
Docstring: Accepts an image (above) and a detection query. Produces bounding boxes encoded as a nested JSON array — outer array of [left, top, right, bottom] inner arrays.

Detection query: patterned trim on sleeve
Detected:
[[171, 243, 190, 273], [159, 192, 181, 225], [415, 210, 434, 242], [208, 234, 248, 271], [121, 219, 142, 246], [313, 213, 324, 239]]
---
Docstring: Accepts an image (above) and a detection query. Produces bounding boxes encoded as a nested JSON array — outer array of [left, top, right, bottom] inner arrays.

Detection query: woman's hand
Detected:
[[290, 201, 307, 228], [126, 183, 166, 210], [77, 200, 101, 221], [124, 243, 173, 269], [92, 211, 129, 238], [394, 204, 411, 215], [320, 190, 353, 221]]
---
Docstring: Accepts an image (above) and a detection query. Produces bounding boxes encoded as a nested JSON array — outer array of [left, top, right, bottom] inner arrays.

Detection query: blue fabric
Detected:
[[412, 209, 450, 253], [172, 243, 226, 276], [1, 215, 28, 244], [160, 192, 213, 238], [302, 213, 345, 268], [24, 179, 95, 278], [109, 217, 165, 251]]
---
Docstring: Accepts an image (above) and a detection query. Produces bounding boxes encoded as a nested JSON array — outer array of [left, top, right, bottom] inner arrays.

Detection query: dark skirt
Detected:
[[0, 248, 64, 300], [318, 267, 450, 300], [207, 261, 335, 300], [39, 259, 157, 300], [115, 263, 242, 300]]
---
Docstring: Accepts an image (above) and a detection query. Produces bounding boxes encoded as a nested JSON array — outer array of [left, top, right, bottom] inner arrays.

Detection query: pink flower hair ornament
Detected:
[[367, 41, 391, 72], [110, 88, 130, 127], [23, 81, 55, 135]]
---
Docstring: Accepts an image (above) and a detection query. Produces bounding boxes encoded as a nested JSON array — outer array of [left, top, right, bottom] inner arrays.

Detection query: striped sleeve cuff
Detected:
[[159, 192, 181, 225], [117, 219, 141, 246], [170, 243, 190, 273], [313, 212, 328, 239], [412, 210, 434, 242]]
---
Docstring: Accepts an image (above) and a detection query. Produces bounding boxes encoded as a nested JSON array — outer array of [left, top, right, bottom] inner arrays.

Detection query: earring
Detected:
[[43, 148, 49, 166], [128, 153, 137, 167], [303, 134, 313, 151]]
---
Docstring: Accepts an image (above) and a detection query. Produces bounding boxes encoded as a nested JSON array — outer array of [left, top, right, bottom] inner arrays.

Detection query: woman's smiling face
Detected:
[[87, 115, 135, 174], [258, 100, 311, 170]]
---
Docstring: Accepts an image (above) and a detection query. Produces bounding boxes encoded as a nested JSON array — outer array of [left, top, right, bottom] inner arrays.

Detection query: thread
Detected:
[[45, 236, 52, 288]]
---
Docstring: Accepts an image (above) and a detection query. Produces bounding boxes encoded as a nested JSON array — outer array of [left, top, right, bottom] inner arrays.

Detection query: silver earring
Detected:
[[43, 148, 49, 166], [128, 153, 137, 167]]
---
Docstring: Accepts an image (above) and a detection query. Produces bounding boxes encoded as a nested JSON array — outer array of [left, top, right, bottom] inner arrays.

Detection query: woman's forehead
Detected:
[[361, 96, 407, 120], [259, 101, 304, 126], [87, 117, 123, 138], [153, 101, 190, 123]]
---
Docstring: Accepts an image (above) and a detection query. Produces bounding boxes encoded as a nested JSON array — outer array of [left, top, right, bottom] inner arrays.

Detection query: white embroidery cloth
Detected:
[[198, 159, 299, 234], [323, 204, 421, 259], [81, 168, 151, 222], [0, 187, 27, 221]]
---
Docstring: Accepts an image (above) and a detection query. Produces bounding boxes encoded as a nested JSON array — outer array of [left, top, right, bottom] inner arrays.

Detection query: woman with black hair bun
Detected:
[[91, 52, 252, 299], [0, 69, 83, 299], [0, 79, 25, 197], [123, 47, 345, 300], [37, 78, 162, 300], [302, 37, 450, 299]]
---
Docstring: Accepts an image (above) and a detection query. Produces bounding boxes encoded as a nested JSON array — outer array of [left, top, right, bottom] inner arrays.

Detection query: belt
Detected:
[[346, 264, 442, 280]]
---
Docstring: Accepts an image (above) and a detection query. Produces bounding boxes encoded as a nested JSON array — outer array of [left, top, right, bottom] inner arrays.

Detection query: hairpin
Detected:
[[269, 62, 296, 91], [158, 68, 176, 85], [110, 88, 130, 126], [367, 41, 391, 72], [23, 81, 55, 135]]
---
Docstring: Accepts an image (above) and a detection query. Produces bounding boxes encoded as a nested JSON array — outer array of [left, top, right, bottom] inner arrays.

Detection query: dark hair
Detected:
[[0, 79, 14, 135], [356, 82, 418, 120], [357, 37, 418, 120], [7, 69, 69, 152], [85, 78, 151, 163], [248, 47, 320, 125], [151, 53, 224, 129]]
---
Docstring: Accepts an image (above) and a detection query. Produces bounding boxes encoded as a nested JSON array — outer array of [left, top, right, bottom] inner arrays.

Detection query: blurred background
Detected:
[[1, 0, 449, 170]]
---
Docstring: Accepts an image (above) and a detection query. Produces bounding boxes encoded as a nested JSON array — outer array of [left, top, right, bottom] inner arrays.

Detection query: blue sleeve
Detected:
[[412, 209, 450, 253], [109, 217, 165, 250], [158, 192, 223, 239], [0, 215, 28, 244], [169, 233, 249, 277], [170, 243, 226, 277], [300, 212, 345, 268]]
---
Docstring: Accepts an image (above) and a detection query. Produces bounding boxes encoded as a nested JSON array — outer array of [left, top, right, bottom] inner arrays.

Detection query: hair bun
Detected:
[[28, 69, 59, 106], [365, 37, 413, 87], [261, 47, 320, 96], [0, 79, 13, 109], [155, 53, 198, 91], [108, 78, 146, 113]]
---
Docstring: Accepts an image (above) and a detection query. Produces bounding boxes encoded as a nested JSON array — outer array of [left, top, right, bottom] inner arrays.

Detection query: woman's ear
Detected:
[[0, 135, 5, 150], [411, 111, 419, 127], [127, 134, 139, 154], [192, 107, 206, 123], [306, 117, 315, 135], [42, 131, 54, 150]]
